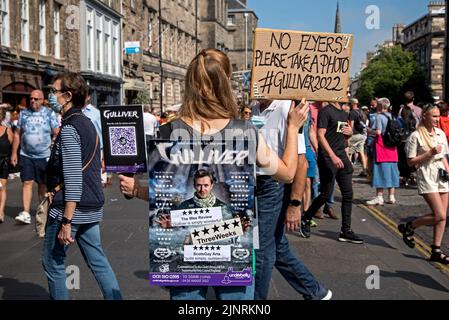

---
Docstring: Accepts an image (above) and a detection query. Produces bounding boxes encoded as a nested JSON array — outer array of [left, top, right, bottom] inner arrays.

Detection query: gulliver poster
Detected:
[[148, 138, 256, 286], [99, 104, 147, 173]]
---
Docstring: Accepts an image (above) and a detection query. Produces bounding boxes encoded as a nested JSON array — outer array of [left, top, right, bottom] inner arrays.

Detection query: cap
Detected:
[[350, 98, 359, 104], [361, 106, 368, 110]]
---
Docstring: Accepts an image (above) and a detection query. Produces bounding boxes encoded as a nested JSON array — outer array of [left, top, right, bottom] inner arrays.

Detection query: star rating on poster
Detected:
[[155, 202, 174, 207], [192, 245, 221, 251], [154, 184, 173, 188], [231, 174, 250, 181], [154, 174, 174, 179]]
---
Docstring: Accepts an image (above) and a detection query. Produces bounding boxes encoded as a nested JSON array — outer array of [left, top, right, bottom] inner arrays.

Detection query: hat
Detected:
[[350, 98, 359, 104], [361, 106, 368, 110]]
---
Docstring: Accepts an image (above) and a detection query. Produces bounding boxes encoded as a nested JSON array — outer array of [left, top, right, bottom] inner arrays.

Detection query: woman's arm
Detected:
[[407, 146, 440, 167], [6, 127, 13, 144], [58, 125, 84, 245], [309, 124, 318, 152], [256, 100, 309, 183]]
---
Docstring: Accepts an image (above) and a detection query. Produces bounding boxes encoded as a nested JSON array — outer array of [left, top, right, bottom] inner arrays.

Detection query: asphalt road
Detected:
[[1, 172, 449, 300]]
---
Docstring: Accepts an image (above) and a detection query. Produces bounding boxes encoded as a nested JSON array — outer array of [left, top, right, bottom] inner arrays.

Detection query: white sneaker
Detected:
[[366, 197, 384, 206], [386, 196, 396, 204], [15, 211, 31, 224], [321, 289, 333, 300]]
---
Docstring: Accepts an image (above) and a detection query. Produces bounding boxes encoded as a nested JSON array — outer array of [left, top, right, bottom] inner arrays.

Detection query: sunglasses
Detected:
[[30, 97, 42, 101], [244, 111, 252, 115]]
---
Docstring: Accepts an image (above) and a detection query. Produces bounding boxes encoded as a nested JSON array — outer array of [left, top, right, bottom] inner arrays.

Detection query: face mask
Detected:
[[48, 93, 62, 113]]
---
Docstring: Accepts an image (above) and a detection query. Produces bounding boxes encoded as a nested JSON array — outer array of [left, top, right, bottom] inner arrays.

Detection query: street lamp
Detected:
[[244, 12, 248, 71]]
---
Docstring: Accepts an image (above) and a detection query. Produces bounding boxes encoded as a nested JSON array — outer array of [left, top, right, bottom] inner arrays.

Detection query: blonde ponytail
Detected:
[[179, 49, 239, 127]]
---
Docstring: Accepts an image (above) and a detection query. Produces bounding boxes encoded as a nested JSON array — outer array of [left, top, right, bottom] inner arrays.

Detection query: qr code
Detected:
[[109, 126, 137, 156]]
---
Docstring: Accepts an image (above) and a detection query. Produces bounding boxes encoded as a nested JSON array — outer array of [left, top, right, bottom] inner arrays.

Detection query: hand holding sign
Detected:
[[118, 173, 136, 199], [287, 98, 309, 130]]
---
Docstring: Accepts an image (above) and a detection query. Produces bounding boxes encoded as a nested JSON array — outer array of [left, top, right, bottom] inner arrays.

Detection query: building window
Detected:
[[86, 8, 94, 70], [170, 27, 175, 62], [112, 21, 119, 76], [0, 0, 9, 47], [161, 23, 167, 59], [104, 18, 111, 74], [39, 0, 46, 55], [53, 4, 60, 58], [227, 15, 235, 26], [148, 18, 153, 53], [21, 0, 29, 51], [96, 13, 103, 73]]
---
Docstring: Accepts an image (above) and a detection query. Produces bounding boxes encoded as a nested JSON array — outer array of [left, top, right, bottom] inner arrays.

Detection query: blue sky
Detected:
[[247, 0, 433, 77]]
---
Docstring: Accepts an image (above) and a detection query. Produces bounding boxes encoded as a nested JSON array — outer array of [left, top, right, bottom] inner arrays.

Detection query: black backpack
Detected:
[[353, 109, 367, 133], [379, 113, 405, 147]]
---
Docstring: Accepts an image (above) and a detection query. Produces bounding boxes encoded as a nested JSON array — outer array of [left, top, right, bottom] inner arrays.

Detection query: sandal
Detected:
[[429, 246, 449, 265], [398, 222, 415, 248]]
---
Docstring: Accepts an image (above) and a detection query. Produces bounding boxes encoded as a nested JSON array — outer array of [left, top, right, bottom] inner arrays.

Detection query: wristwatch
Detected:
[[61, 217, 72, 225], [289, 199, 302, 207]]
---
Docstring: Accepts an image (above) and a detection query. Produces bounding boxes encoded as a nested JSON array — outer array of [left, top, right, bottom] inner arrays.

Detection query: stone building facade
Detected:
[[0, 0, 123, 107], [1, 0, 258, 112], [400, 2, 446, 100], [123, 0, 200, 111], [227, 0, 257, 72], [0, 0, 68, 107], [445, 0, 448, 101]]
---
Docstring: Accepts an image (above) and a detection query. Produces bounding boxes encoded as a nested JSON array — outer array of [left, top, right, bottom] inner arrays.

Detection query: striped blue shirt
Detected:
[[49, 125, 103, 224]]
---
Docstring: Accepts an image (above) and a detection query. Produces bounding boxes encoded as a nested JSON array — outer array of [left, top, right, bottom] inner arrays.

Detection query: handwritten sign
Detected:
[[250, 28, 353, 102]]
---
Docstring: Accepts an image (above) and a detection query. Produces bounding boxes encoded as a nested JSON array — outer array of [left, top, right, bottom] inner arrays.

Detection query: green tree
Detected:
[[132, 90, 151, 105], [356, 45, 433, 110]]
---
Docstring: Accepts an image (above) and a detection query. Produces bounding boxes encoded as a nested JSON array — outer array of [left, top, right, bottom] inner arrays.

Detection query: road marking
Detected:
[[358, 202, 449, 276]]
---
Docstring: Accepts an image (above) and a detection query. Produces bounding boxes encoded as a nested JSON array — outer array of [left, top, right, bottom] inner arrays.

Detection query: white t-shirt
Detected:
[[143, 112, 159, 136], [254, 100, 306, 157]]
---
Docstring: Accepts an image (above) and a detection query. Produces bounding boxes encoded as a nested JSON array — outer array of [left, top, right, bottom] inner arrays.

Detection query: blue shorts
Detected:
[[20, 155, 47, 184]]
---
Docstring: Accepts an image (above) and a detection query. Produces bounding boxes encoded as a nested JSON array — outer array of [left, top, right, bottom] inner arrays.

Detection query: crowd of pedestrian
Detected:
[[1, 47, 449, 301]]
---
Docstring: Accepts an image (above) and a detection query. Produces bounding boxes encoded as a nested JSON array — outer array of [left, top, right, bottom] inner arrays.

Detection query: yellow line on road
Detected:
[[358, 203, 449, 276]]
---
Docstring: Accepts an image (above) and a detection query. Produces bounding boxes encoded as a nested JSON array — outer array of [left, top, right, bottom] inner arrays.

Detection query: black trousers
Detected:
[[304, 153, 354, 232]]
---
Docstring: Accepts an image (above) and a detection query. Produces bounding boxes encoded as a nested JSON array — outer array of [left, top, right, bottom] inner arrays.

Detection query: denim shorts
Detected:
[[20, 155, 47, 183]]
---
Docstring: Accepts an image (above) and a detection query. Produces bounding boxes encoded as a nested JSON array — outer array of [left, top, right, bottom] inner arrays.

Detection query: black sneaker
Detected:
[[299, 220, 311, 238], [338, 230, 364, 244]]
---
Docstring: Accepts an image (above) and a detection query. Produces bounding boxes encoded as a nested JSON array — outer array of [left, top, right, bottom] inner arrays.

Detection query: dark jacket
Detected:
[[47, 107, 104, 209]]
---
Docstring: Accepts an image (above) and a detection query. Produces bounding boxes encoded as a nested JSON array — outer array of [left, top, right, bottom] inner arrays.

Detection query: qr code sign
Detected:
[[109, 126, 138, 156]]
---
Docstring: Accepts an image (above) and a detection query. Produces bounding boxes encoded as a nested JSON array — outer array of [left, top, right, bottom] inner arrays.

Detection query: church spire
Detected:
[[334, 1, 342, 33]]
